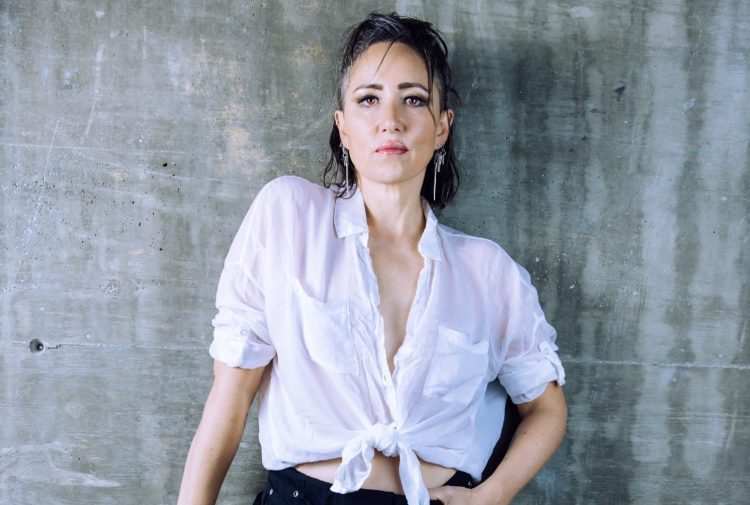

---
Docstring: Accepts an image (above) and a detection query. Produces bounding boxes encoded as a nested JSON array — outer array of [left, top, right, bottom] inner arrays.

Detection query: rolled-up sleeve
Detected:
[[210, 264, 275, 368], [209, 185, 277, 369], [493, 261, 565, 405]]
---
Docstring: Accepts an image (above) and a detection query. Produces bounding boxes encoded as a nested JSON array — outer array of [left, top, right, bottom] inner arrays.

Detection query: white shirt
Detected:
[[209, 176, 565, 505]]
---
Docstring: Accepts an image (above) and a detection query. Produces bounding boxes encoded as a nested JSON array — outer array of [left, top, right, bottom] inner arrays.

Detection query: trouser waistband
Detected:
[[258, 467, 474, 505]]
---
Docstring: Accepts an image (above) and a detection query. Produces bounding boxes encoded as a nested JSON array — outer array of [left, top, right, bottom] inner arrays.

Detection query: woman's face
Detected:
[[335, 42, 453, 195]]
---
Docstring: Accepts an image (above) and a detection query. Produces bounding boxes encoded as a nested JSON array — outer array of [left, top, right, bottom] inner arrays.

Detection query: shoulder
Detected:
[[437, 223, 517, 273], [438, 225, 540, 312], [257, 175, 329, 200], [252, 175, 333, 211], [437, 224, 535, 293]]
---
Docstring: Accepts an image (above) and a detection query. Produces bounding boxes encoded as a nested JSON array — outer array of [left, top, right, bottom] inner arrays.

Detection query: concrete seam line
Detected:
[[562, 356, 750, 371], [2, 340, 205, 352]]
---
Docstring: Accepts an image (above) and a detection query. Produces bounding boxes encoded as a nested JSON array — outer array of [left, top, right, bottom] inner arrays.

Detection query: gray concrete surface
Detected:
[[1, 1, 748, 504]]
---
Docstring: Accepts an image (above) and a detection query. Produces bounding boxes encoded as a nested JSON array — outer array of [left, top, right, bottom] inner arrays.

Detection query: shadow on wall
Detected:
[[449, 34, 643, 501]]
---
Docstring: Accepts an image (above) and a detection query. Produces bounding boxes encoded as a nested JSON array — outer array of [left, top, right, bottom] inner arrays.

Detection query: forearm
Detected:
[[177, 396, 248, 504], [474, 383, 567, 505], [177, 362, 265, 505]]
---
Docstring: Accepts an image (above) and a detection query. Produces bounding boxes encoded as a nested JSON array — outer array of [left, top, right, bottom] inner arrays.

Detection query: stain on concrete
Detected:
[[715, 61, 750, 502], [657, 4, 714, 501]]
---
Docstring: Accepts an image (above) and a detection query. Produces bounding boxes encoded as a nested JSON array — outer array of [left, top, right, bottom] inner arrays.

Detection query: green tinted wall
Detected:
[[2, 1, 748, 503]]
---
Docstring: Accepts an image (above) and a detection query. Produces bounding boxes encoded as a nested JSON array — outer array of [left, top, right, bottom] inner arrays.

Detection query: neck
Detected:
[[359, 182, 426, 244]]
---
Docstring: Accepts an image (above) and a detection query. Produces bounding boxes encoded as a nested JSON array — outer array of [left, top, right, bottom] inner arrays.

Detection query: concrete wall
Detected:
[[2, 1, 748, 503]]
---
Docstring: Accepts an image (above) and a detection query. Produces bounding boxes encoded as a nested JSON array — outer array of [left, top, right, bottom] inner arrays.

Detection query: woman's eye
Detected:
[[405, 96, 427, 106], [357, 96, 378, 106]]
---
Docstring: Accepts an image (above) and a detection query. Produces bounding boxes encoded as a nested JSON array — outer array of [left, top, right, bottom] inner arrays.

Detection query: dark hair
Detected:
[[322, 12, 460, 209]]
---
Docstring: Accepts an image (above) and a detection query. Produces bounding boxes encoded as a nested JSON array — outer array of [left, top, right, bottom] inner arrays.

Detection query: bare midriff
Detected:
[[295, 451, 457, 494]]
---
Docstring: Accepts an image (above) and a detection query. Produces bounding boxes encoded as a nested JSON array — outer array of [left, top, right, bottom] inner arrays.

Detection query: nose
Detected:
[[379, 99, 404, 132]]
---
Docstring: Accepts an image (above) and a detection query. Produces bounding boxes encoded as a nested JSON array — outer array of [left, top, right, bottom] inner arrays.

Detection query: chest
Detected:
[[368, 241, 424, 372]]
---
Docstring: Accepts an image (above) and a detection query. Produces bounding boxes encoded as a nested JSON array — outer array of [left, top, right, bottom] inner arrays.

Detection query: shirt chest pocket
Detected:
[[423, 326, 489, 405], [289, 278, 359, 375]]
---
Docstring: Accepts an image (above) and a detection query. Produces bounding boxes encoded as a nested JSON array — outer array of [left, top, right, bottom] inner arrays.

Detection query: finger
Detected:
[[428, 485, 448, 503]]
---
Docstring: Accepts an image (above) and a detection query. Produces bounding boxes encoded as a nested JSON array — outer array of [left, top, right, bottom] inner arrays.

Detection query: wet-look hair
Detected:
[[322, 12, 460, 209]]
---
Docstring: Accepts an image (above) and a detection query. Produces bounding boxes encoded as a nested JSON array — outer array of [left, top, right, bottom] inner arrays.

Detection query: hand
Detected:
[[428, 485, 480, 505]]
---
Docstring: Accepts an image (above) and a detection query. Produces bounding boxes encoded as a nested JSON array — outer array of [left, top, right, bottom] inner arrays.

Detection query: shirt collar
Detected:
[[333, 189, 444, 261]]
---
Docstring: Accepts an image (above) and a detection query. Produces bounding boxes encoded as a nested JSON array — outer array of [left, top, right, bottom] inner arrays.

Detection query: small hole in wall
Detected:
[[29, 339, 45, 354]]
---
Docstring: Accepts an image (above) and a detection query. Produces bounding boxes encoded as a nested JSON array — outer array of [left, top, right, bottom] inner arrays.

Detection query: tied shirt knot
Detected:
[[331, 423, 429, 505], [367, 423, 399, 456]]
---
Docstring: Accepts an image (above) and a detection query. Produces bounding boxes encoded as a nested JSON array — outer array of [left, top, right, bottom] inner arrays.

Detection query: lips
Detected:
[[375, 141, 408, 155]]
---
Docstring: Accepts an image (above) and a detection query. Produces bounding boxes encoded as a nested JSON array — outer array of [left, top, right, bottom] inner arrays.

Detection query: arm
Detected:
[[177, 360, 266, 505], [429, 382, 567, 505], [475, 382, 567, 504]]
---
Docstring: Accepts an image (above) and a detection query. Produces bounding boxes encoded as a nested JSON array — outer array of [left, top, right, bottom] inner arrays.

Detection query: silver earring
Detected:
[[432, 148, 446, 201], [342, 146, 350, 196]]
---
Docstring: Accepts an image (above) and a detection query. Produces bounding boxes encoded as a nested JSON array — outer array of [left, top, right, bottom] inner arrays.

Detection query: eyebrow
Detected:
[[353, 82, 429, 93]]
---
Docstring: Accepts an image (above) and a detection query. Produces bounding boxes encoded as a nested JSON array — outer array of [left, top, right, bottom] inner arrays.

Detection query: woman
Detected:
[[178, 12, 567, 505]]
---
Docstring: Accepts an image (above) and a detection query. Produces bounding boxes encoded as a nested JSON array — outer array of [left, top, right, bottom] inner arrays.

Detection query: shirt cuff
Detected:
[[499, 341, 565, 404], [209, 321, 275, 369]]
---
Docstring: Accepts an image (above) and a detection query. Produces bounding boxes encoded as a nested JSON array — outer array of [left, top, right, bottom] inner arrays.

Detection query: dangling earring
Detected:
[[341, 146, 350, 197], [432, 147, 446, 201]]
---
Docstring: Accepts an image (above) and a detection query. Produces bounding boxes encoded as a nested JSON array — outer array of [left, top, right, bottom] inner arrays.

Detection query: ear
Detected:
[[334, 110, 348, 147], [435, 108, 454, 149]]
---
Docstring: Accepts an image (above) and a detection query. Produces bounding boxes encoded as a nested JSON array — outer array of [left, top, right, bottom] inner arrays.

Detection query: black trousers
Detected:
[[254, 467, 474, 505]]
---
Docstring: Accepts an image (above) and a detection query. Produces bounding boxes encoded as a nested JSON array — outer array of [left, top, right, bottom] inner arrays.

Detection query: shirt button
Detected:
[[292, 490, 299, 498], [383, 373, 388, 384], [269, 489, 274, 496]]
